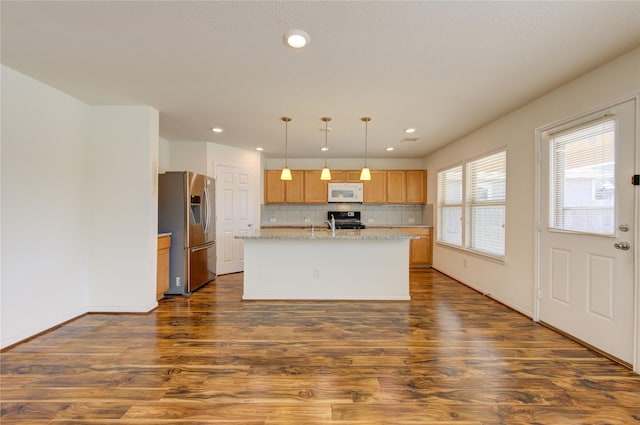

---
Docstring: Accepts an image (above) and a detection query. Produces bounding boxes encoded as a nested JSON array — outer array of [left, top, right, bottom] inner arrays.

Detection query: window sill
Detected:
[[436, 241, 506, 265]]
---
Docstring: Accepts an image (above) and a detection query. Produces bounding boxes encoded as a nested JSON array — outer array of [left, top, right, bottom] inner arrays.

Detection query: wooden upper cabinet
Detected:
[[330, 170, 361, 182], [387, 171, 406, 203], [285, 170, 304, 203], [265, 170, 285, 203], [265, 169, 427, 204], [363, 170, 387, 203], [406, 170, 427, 204], [304, 170, 328, 203], [265, 169, 304, 203]]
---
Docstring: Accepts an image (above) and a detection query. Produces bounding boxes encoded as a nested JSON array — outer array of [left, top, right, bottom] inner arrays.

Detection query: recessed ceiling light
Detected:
[[404, 128, 416, 134], [386, 147, 395, 151], [320, 147, 329, 152], [256, 147, 264, 151], [283, 29, 310, 48], [211, 127, 224, 133]]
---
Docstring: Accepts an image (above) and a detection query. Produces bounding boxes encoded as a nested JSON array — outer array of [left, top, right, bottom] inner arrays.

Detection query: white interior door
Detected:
[[216, 165, 252, 275], [538, 99, 637, 364]]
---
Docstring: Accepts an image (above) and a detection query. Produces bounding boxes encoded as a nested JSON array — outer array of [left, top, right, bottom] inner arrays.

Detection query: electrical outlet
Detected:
[[313, 268, 320, 279], [270, 217, 277, 223], [303, 217, 311, 223], [367, 218, 375, 223], [408, 218, 416, 223], [463, 259, 467, 268], [176, 277, 182, 287]]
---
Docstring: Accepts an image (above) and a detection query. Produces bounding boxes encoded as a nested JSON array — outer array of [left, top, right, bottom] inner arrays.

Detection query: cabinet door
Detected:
[[330, 170, 346, 182], [387, 170, 406, 203], [406, 170, 427, 204], [346, 170, 362, 182], [403, 227, 432, 267], [284, 170, 304, 203], [304, 170, 328, 203], [265, 170, 285, 203], [157, 236, 171, 300], [363, 170, 387, 203]]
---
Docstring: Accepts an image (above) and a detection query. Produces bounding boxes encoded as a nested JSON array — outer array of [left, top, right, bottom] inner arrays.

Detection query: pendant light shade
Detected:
[[320, 116, 332, 181], [280, 167, 292, 180], [280, 117, 292, 181], [360, 117, 372, 181], [320, 167, 332, 180]]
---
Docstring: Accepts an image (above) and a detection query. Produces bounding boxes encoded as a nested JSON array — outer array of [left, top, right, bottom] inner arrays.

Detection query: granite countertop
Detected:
[[237, 228, 418, 240]]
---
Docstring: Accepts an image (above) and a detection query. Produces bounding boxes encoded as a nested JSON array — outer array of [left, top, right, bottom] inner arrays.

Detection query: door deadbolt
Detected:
[[614, 241, 631, 251], [618, 224, 630, 232]]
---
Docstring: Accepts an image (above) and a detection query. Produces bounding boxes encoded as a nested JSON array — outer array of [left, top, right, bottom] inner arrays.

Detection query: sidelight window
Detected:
[[437, 148, 506, 258]]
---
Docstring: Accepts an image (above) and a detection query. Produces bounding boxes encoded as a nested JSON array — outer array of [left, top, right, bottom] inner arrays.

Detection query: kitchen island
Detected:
[[236, 228, 417, 300]]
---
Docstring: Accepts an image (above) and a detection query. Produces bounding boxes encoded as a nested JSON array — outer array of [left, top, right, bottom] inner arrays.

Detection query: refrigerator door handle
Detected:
[[202, 187, 208, 234], [204, 187, 212, 237]]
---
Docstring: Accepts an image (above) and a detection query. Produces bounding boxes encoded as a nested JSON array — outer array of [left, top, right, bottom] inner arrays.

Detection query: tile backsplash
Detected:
[[262, 204, 433, 227]]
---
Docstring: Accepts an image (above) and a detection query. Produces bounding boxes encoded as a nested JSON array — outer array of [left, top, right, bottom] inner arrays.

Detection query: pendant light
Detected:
[[320, 117, 332, 180], [360, 117, 372, 181], [280, 116, 292, 181]]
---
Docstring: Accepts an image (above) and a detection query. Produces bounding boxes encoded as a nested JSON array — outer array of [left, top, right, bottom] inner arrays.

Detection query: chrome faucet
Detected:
[[325, 214, 336, 235]]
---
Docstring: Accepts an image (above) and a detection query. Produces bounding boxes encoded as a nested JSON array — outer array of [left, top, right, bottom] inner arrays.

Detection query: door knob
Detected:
[[614, 241, 631, 251]]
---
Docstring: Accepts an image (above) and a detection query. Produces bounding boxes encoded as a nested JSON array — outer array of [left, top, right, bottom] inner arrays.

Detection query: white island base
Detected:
[[239, 229, 414, 300]]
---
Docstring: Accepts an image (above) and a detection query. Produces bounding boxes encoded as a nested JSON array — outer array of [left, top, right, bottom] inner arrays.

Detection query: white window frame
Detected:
[[436, 164, 464, 247], [437, 148, 507, 261]]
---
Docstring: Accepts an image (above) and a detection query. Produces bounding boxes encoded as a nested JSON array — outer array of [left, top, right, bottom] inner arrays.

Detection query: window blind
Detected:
[[467, 150, 506, 256], [550, 118, 615, 235], [437, 165, 463, 246]]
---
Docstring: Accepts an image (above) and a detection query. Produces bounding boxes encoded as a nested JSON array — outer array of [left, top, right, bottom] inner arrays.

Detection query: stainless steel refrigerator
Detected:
[[158, 171, 216, 295]]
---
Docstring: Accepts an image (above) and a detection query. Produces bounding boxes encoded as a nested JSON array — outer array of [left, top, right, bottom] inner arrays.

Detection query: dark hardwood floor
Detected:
[[2, 269, 639, 424]]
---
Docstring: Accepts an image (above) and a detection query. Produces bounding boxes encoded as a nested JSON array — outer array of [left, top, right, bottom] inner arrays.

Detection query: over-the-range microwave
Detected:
[[328, 182, 364, 203]]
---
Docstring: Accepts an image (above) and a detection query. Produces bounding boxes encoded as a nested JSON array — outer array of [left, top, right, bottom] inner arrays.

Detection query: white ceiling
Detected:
[[2, 1, 639, 159]]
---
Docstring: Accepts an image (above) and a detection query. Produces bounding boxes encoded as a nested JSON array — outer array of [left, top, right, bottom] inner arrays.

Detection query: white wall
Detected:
[[424, 47, 640, 316], [1, 66, 160, 348], [86, 106, 159, 312], [1, 66, 90, 347], [158, 138, 171, 173], [168, 141, 207, 174]]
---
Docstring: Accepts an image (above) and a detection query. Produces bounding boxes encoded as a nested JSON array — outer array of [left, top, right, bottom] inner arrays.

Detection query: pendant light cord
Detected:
[[361, 116, 371, 167], [364, 119, 368, 167], [324, 118, 328, 167]]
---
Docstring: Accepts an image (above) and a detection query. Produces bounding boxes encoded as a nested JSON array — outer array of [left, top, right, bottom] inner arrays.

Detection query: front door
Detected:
[[538, 98, 637, 364], [216, 165, 253, 275]]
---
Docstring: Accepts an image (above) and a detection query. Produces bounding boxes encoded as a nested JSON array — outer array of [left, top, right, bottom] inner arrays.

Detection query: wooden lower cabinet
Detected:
[[402, 227, 433, 268], [157, 235, 171, 300]]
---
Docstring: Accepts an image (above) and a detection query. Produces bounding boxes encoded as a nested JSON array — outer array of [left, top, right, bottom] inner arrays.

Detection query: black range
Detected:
[[327, 211, 366, 230]]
